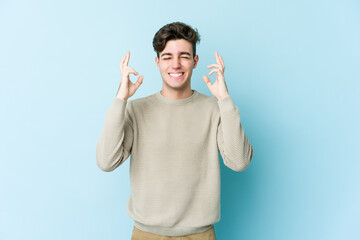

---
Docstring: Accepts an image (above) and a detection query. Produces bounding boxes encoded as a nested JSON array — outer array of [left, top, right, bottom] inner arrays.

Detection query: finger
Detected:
[[209, 68, 221, 76], [219, 55, 225, 70], [125, 51, 130, 66], [121, 55, 126, 64], [215, 51, 221, 65], [203, 75, 213, 87], [207, 64, 222, 70], [125, 66, 139, 76], [134, 75, 144, 90], [119, 55, 126, 70]]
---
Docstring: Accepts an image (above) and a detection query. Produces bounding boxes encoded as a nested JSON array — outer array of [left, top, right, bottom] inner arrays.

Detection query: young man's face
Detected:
[[155, 39, 199, 92]]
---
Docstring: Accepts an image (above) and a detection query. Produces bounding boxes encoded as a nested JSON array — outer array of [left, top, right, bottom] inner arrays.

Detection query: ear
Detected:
[[193, 55, 199, 69], [155, 56, 160, 69]]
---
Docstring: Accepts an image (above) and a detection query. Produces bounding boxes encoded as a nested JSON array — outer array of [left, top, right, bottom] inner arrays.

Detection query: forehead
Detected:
[[161, 39, 193, 55]]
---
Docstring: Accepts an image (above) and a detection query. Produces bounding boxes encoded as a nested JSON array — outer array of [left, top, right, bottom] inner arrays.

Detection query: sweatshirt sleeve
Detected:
[[216, 96, 254, 172], [96, 97, 134, 172]]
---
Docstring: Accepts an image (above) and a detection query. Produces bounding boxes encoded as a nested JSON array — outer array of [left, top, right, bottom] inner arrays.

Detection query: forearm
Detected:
[[217, 96, 253, 172], [96, 98, 132, 172]]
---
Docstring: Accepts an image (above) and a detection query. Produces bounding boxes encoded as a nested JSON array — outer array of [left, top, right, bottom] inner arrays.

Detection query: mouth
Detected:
[[169, 72, 184, 78]]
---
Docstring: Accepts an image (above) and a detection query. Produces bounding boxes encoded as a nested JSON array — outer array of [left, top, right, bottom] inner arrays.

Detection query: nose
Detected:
[[171, 58, 181, 69]]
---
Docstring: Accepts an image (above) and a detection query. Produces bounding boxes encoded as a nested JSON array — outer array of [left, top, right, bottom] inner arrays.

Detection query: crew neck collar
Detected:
[[155, 89, 199, 105]]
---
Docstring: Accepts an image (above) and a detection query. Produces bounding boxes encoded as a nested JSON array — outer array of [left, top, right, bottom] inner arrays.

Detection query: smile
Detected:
[[169, 72, 184, 77]]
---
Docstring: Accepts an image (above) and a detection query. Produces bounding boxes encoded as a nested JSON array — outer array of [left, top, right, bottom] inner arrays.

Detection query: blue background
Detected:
[[1, 0, 359, 239]]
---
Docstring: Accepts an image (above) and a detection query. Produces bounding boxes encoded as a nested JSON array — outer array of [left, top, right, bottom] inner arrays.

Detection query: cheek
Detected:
[[159, 62, 170, 70], [185, 61, 194, 70], [158, 64, 166, 72]]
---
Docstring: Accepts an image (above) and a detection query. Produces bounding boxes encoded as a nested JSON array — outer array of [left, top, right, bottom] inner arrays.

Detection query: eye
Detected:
[[162, 58, 171, 60], [181, 56, 190, 59]]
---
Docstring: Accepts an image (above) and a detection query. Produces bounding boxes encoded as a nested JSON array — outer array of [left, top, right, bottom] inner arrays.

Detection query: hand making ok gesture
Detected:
[[116, 51, 144, 101], [203, 51, 230, 100]]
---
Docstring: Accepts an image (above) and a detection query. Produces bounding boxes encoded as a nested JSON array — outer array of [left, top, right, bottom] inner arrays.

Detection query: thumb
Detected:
[[203, 75, 212, 89]]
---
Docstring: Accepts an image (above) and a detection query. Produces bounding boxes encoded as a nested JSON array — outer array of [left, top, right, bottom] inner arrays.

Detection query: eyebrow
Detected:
[[160, 52, 192, 58]]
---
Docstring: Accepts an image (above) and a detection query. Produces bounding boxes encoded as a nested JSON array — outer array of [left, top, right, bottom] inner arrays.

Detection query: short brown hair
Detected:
[[153, 22, 200, 58]]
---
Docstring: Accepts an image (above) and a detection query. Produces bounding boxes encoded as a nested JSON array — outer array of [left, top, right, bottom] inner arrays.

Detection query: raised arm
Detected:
[[203, 51, 253, 171], [96, 51, 143, 171], [96, 99, 133, 171], [217, 96, 254, 172]]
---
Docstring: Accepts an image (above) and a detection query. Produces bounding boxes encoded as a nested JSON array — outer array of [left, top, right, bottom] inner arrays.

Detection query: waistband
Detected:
[[134, 221, 213, 237]]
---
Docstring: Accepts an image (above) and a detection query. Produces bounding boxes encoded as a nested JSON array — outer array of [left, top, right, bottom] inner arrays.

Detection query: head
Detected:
[[153, 22, 200, 58], [153, 22, 200, 92]]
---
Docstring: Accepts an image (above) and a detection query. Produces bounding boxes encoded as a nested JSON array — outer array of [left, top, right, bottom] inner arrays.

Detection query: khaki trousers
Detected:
[[131, 226, 217, 240]]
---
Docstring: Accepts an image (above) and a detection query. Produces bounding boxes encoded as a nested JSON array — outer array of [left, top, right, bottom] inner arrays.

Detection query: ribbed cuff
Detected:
[[217, 95, 237, 113], [111, 97, 127, 115]]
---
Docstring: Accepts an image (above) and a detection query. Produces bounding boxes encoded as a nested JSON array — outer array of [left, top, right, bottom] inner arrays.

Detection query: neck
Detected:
[[160, 86, 194, 100]]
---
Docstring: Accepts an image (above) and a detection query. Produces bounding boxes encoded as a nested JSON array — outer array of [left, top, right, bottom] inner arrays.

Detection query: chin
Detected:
[[164, 80, 189, 90], [162, 76, 184, 86]]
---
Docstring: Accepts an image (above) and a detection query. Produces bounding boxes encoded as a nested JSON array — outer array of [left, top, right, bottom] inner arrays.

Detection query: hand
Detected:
[[116, 51, 144, 101], [203, 51, 230, 100]]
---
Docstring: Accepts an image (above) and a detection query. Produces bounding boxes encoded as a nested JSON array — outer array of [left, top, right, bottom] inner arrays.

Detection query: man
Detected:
[[96, 22, 254, 240]]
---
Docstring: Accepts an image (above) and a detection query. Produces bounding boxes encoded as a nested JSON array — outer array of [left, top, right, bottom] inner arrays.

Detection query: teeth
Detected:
[[169, 73, 183, 77]]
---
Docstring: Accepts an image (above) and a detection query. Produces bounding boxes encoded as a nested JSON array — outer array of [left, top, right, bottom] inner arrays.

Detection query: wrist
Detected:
[[116, 94, 128, 101], [217, 93, 230, 100]]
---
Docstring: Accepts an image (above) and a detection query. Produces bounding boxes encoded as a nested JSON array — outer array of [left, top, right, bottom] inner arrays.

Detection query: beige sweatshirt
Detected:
[[96, 89, 254, 236]]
